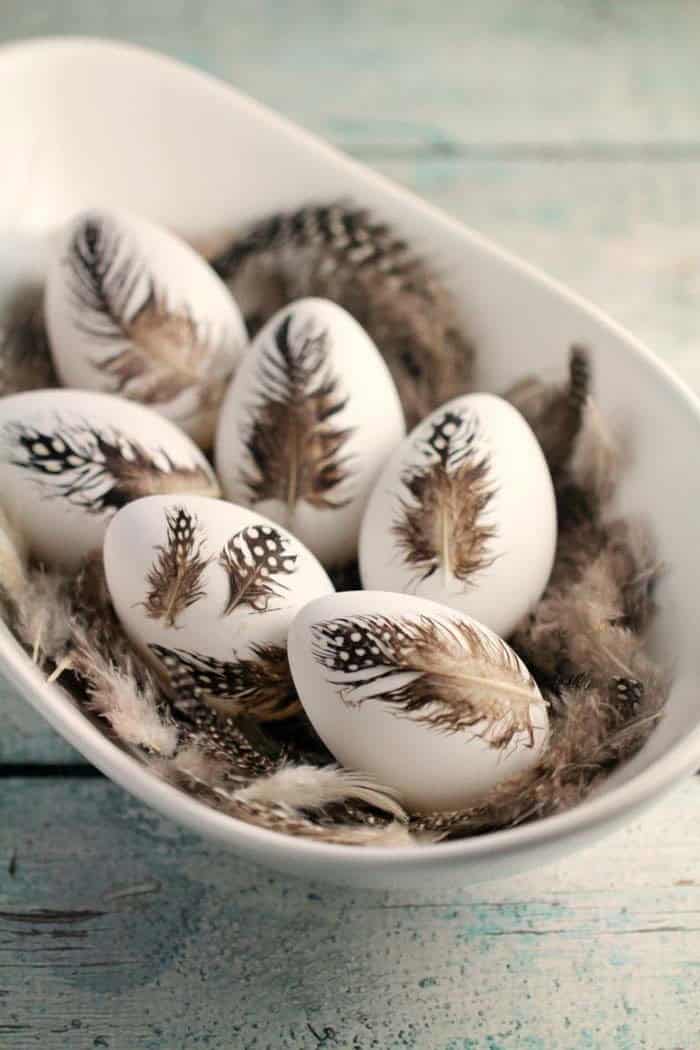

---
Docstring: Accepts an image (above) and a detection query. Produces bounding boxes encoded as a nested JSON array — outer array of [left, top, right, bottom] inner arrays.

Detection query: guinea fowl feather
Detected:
[[151, 641, 300, 722], [211, 202, 474, 426], [238, 312, 354, 519], [393, 408, 496, 585], [311, 613, 542, 748], [218, 523, 298, 614], [143, 506, 210, 627], [5, 418, 218, 511]]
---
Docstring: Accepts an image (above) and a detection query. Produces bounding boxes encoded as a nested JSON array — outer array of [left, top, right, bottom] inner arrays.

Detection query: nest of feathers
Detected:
[[0, 201, 669, 846]]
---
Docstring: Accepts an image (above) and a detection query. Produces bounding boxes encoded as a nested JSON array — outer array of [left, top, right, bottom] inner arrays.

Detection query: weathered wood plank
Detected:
[[3, 1, 700, 150], [1, 775, 699, 1048], [4, 152, 700, 763]]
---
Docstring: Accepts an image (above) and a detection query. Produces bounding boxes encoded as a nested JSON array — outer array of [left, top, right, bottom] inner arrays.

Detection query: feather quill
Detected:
[[143, 506, 210, 626], [218, 523, 298, 614], [151, 641, 299, 721], [312, 612, 542, 748], [211, 202, 474, 426], [66, 214, 236, 414], [5, 419, 218, 512], [393, 408, 496, 585], [239, 312, 354, 519]]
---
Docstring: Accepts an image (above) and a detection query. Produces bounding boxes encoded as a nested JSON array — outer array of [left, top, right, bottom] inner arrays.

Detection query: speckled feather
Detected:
[[211, 203, 474, 426]]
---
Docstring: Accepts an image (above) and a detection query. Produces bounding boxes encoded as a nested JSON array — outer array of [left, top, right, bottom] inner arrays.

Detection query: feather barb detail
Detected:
[[393, 409, 497, 585], [142, 506, 210, 627], [311, 612, 542, 749]]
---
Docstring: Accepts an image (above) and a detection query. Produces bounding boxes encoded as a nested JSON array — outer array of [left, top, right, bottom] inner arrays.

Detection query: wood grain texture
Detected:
[[1, 776, 699, 1050]]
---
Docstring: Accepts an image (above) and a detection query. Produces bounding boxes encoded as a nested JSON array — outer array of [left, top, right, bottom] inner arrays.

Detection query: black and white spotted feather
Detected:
[[393, 409, 497, 584], [151, 642, 299, 721], [143, 506, 210, 627], [311, 613, 542, 748], [4, 419, 216, 513], [218, 524, 298, 614]]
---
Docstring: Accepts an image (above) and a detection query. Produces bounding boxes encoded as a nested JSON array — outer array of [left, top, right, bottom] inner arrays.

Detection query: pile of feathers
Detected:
[[0, 202, 668, 846]]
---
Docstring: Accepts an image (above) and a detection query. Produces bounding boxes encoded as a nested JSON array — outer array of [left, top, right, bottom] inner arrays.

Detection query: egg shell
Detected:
[[215, 297, 406, 567], [359, 393, 557, 638], [103, 495, 334, 714], [288, 590, 549, 812], [0, 389, 218, 568], [45, 208, 248, 446]]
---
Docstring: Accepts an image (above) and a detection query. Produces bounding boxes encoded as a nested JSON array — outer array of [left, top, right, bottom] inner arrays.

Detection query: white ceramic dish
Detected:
[[1, 37, 699, 889]]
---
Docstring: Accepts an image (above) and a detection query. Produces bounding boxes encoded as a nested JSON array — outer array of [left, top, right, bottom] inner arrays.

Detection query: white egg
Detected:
[[215, 297, 405, 567], [0, 389, 218, 568], [359, 393, 556, 638], [288, 590, 549, 812], [103, 495, 334, 720], [45, 208, 247, 446]]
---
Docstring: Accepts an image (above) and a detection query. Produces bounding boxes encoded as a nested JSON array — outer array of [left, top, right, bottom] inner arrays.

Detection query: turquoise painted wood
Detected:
[[2, 1, 700, 151], [2, 3, 700, 1047], [2, 777, 700, 1049]]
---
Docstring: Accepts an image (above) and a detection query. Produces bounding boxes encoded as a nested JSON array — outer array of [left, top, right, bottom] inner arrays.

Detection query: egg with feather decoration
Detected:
[[214, 297, 406, 568], [103, 495, 334, 722], [288, 590, 549, 812], [0, 389, 218, 569], [359, 393, 557, 638], [45, 208, 247, 447]]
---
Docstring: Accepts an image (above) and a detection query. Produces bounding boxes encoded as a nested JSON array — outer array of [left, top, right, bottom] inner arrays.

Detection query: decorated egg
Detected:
[[215, 297, 405, 567], [0, 389, 218, 568], [45, 208, 247, 446], [288, 590, 549, 812], [103, 495, 334, 721], [359, 393, 556, 638]]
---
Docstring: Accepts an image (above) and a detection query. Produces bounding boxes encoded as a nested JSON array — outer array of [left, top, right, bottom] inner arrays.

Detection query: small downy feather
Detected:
[[14, 567, 73, 667], [66, 214, 235, 413], [413, 673, 667, 840], [211, 793, 417, 846], [170, 704, 284, 781], [393, 408, 497, 585], [0, 506, 27, 613], [235, 763, 406, 819], [143, 506, 210, 627], [151, 641, 299, 721], [211, 202, 474, 426], [505, 346, 591, 480], [218, 522, 298, 614], [312, 612, 542, 748], [5, 419, 218, 512], [0, 295, 56, 395], [73, 638, 178, 756], [240, 312, 354, 519]]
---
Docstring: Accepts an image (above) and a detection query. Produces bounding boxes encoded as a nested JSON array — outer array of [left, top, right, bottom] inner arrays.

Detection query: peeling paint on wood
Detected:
[[1, 778, 700, 1048]]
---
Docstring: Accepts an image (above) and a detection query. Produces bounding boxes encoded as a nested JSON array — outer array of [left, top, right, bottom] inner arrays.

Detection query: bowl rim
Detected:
[[2, 33, 700, 872]]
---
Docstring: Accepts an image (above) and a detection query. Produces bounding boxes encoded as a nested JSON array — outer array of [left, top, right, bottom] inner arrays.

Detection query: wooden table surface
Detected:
[[3, 3, 700, 1047]]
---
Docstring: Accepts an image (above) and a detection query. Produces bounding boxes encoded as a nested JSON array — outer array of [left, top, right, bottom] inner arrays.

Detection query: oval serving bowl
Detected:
[[1, 37, 698, 889]]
